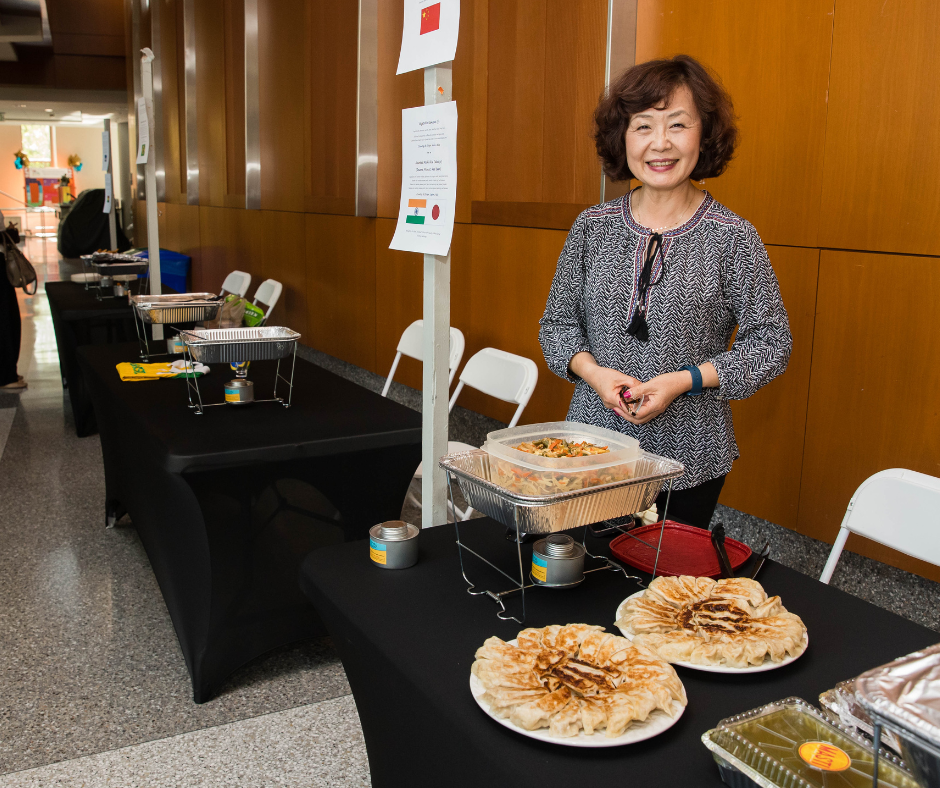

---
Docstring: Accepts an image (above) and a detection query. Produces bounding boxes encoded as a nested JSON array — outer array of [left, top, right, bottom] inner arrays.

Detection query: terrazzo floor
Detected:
[[1, 275, 938, 785]]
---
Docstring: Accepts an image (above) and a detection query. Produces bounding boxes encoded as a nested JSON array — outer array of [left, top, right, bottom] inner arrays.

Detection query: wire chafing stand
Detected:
[[131, 293, 223, 360], [178, 327, 300, 414], [80, 253, 150, 301], [439, 449, 685, 623]]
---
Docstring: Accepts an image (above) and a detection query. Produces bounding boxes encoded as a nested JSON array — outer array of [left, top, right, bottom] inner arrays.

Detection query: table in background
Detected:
[[79, 342, 422, 702], [46, 281, 140, 436], [300, 519, 938, 788]]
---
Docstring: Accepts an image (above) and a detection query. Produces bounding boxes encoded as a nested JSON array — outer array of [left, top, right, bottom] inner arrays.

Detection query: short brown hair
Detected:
[[594, 55, 738, 182]]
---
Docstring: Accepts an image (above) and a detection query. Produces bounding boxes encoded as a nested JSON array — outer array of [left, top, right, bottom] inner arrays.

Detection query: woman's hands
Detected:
[[620, 372, 691, 424], [570, 354, 720, 425], [569, 352, 639, 420]]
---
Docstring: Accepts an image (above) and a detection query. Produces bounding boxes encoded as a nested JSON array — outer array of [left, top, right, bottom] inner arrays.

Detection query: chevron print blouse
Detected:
[[538, 190, 792, 490]]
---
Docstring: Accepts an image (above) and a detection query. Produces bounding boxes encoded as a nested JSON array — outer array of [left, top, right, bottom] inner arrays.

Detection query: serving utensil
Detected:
[[747, 541, 770, 580], [710, 522, 735, 579]]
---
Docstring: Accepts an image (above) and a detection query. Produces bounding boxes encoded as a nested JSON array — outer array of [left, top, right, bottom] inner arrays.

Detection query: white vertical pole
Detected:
[[141, 48, 163, 339], [105, 118, 118, 251], [421, 62, 452, 530]]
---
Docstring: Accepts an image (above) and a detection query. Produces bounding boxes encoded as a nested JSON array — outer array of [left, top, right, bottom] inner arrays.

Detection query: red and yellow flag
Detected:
[[420, 3, 441, 35]]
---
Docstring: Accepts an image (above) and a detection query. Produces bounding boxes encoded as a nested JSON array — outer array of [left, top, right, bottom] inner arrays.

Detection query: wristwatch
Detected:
[[679, 364, 703, 396]]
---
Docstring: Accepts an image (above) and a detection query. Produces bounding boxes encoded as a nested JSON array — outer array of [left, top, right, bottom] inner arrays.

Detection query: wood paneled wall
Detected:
[[133, 0, 940, 580]]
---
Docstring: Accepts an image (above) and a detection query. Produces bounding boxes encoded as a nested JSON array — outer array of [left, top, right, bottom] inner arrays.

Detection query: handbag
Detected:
[[3, 234, 37, 295]]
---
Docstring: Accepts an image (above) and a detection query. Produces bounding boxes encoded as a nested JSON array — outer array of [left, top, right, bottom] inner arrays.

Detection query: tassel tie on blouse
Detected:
[[626, 232, 666, 343]]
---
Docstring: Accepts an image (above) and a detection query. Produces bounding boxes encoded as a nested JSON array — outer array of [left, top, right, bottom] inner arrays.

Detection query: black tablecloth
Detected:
[[46, 281, 139, 436], [79, 342, 423, 702], [300, 520, 938, 788]]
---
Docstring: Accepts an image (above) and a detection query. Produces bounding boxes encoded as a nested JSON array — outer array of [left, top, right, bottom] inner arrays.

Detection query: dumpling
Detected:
[[548, 697, 583, 738]]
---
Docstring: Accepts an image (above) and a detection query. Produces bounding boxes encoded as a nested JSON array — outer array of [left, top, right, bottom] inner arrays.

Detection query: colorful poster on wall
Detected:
[[397, 0, 460, 74], [389, 101, 458, 256], [23, 168, 72, 207]]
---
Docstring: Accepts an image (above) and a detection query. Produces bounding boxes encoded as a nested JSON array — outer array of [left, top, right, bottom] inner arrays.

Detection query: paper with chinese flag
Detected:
[[389, 101, 458, 256], [397, 0, 459, 75]]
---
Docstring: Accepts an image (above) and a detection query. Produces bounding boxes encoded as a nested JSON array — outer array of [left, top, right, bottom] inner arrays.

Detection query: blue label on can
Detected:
[[532, 554, 547, 568]]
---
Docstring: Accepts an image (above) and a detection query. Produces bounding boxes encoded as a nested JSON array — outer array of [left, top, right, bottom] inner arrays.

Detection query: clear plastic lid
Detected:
[[482, 421, 639, 473], [702, 697, 917, 788]]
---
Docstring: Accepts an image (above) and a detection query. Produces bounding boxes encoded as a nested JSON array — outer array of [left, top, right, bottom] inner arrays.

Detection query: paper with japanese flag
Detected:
[[396, 0, 459, 75], [389, 101, 458, 256]]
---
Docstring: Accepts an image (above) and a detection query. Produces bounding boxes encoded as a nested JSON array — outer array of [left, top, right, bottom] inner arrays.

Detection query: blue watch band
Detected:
[[680, 365, 703, 396]]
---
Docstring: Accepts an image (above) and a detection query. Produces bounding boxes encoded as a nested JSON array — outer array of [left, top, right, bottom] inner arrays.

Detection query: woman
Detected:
[[0, 210, 25, 391], [539, 55, 791, 528]]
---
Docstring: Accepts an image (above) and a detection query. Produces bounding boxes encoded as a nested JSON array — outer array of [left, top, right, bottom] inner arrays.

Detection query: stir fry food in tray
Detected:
[[490, 458, 635, 496], [513, 438, 611, 458], [483, 421, 640, 497]]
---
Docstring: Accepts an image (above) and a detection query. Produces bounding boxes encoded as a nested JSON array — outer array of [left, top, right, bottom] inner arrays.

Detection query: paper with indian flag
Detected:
[[397, 0, 460, 75], [390, 101, 458, 256]]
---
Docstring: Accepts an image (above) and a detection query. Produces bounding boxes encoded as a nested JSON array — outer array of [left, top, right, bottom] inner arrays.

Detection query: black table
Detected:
[[46, 281, 139, 436], [300, 519, 938, 788], [79, 342, 422, 702]]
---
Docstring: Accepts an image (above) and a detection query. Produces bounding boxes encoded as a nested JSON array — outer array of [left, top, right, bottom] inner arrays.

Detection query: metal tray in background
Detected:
[[179, 326, 300, 364], [439, 449, 684, 534], [89, 260, 150, 276], [132, 293, 222, 324]]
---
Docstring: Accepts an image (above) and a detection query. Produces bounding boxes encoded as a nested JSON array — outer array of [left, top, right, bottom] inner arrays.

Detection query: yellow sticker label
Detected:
[[798, 741, 851, 772], [531, 555, 547, 582], [224, 390, 241, 402], [369, 539, 387, 565]]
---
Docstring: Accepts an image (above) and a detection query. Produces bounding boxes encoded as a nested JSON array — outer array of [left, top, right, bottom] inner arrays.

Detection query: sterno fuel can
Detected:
[[369, 521, 419, 569], [530, 534, 585, 588]]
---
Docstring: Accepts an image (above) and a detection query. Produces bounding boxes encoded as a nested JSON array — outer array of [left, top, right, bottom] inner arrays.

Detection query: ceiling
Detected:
[[0, 0, 49, 60], [0, 87, 125, 124]]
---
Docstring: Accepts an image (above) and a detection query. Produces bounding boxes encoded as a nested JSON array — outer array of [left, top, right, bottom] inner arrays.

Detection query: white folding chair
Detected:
[[220, 270, 251, 298], [414, 347, 539, 522], [380, 320, 465, 397], [819, 468, 940, 584], [252, 279, 283, 325]]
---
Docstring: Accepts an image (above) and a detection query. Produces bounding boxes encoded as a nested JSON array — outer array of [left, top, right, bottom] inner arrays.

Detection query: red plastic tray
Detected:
[[609, 521, 752, 578]]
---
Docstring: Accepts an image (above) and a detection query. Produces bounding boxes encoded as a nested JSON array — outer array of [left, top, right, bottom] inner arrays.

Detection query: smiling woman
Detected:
[[538, 55, 792, 528]]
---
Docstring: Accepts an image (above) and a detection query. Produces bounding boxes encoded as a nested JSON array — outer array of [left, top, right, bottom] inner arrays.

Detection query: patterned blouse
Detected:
[[538, 189, 792, 490]]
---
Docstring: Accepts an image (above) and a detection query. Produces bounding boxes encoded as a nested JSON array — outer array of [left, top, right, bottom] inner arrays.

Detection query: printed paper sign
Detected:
[[389, 101, 458, 256], [136, 97, 150, 164], [103, 173, 113, 213], [397, 0, 459, 74], [102, 131, 110, 171]]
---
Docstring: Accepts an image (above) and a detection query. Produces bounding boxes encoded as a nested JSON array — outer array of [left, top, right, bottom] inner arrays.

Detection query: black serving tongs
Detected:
[[748, 540, 770, 580], [710, 522, 736, 579]]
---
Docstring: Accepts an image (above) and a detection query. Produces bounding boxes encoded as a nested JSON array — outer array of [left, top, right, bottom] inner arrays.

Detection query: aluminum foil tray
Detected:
[[132, 293, 222, 324], [856, 642, 940, 788], [439, 449, 684, 534], [819, 680, 904, 755], [179, 327, 300, 364], [89, 259, 149, 276]]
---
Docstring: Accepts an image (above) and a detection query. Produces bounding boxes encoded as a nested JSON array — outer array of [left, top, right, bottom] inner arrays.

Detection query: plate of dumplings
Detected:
[[615, 576, 808, 674], [470, 623, 687, 746]]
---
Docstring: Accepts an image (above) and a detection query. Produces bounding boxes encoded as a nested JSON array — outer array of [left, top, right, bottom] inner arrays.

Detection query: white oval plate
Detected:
[[470, 640, 685, 747], [615, 592, 808, 674]]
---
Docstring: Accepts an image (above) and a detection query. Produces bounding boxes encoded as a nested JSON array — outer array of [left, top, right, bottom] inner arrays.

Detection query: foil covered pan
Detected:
[[856, 642, 940, 787], [132, 293, 223, 324], [438, 450, 683, 534], [819, 679, 904, 755], [179, 326, 300, 364]]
